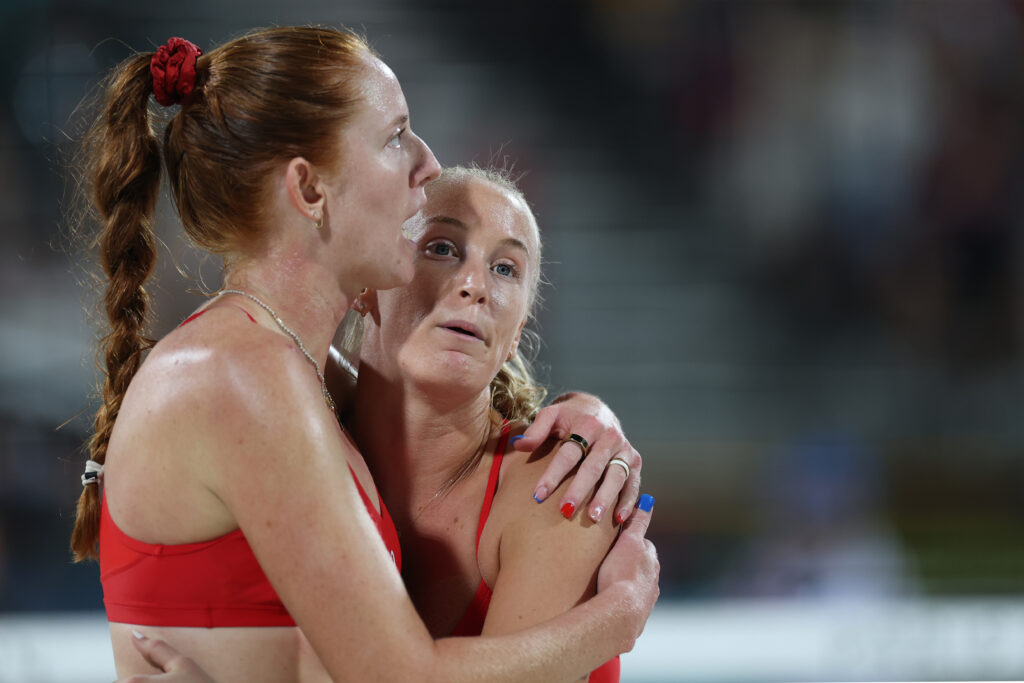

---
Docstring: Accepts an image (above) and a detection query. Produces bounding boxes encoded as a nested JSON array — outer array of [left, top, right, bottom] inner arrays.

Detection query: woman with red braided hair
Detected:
[[71, 27, 657, 682]]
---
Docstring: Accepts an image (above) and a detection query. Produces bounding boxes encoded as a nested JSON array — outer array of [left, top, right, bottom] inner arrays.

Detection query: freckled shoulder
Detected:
[[115, 303, 341, 486], [140, 305, 321, 411]]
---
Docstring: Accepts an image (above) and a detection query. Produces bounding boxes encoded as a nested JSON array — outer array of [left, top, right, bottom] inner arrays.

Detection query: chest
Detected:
[[398, 488, 494, 637]]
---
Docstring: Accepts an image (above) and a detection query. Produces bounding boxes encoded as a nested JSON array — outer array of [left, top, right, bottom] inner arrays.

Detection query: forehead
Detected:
[[424, 178, 539, 260], [354, 57, 407, 125]]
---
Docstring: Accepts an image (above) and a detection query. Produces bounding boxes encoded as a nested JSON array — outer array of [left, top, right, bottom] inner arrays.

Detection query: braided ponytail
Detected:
[[70, 53, 161, 561]]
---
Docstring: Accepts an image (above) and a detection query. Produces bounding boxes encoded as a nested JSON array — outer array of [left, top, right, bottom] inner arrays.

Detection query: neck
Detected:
[[348, 363, 496, 524], [223, 250, 350, 368]]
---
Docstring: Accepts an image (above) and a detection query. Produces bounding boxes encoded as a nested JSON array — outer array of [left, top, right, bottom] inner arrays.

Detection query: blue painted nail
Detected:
[[510, 435, 524, 445], [533, 485, 548, 503], [637, 494, 655, 512]]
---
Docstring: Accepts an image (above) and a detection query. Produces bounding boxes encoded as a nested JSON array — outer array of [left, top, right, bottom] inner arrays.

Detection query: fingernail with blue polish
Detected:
[[533, 485, 548, 503], [637, 494, 655, 512], [510, 435, 524, 445]]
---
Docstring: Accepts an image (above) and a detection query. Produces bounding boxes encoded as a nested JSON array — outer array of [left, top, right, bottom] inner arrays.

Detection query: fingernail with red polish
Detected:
[[533, 485, 548, 503], [561, 502, 576, 519], [615, 511, 625, 525]]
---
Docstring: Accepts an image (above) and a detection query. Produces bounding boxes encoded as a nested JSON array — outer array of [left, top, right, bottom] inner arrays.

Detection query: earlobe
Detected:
[[507, 318, 527, 362], [352, 288, 377, 318], [512, 318, 526, 349]]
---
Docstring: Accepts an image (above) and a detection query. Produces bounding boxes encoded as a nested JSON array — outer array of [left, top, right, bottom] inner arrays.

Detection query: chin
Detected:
[[407, 353, 487, 392]]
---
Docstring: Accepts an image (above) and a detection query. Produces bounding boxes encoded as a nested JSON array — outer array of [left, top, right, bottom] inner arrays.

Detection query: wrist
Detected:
[[594, 581, 645, 652]]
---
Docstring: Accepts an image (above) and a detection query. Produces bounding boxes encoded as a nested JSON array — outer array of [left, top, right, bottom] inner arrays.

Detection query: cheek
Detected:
[[491, 289, 528, 345], [381, 283, 439, 340]]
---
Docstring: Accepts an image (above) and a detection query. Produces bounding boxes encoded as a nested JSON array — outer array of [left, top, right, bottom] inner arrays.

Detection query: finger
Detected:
[[611, 449, 643, 524], [514, 405, 561, 452], [532, 413, 604, 504], [619, 495, 654, 541], [556, 432, 618, 519], [586, 451, 630, 523], [131, 632, 184, 673], [532, 437, 590, 505]]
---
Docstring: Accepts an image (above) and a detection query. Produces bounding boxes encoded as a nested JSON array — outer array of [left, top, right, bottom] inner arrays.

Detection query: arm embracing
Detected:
[[206, 363, 658, 682]]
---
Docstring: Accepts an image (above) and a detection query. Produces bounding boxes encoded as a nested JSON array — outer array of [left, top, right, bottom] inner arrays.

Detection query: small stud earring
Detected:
[[313, 211, 324, 229]]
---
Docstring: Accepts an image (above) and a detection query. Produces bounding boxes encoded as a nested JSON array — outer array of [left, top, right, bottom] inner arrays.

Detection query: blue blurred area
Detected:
[[2, 0, 1023, 654]]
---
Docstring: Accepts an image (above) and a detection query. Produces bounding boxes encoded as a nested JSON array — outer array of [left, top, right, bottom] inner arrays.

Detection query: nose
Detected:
[[456, 260, 488, 305], [411, 133, 442, 188]]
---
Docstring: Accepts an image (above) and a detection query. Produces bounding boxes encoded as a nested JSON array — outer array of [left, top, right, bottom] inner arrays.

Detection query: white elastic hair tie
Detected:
[[81, 460, 104, 487]]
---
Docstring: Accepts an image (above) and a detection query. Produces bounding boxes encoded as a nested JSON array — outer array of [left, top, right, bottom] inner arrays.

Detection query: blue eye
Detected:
[[493, 262, 519, 278], [426, 240, 457, 257]]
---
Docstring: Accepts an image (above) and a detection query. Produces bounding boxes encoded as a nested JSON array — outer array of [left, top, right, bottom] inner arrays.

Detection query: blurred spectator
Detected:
[[721, 435, 918, 600]]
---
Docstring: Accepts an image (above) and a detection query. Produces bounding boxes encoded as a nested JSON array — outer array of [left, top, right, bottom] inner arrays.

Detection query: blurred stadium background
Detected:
[[2, 0, 1024, 680]]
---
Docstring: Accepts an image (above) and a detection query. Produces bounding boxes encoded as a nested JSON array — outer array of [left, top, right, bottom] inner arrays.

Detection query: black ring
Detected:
[[561, 433, 590, 458]]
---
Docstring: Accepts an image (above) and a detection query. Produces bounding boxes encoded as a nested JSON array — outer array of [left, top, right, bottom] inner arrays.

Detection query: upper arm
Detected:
[[201, 349, 436, 680]]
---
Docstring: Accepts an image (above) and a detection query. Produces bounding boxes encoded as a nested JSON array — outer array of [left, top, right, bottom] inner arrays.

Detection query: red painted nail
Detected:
[[614, 511, 625, 525], [560, 502, 576, 519]]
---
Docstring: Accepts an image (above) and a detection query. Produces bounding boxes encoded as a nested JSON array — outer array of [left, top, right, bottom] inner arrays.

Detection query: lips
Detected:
[[440, 319, 485, 342]]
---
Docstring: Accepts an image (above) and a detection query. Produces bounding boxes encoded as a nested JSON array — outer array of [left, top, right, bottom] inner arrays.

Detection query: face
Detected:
[[361, 176, 540, 397], [323, 57, 441, 294]]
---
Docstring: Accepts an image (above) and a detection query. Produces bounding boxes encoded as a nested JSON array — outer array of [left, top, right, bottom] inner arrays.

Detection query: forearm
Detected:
[[424, 583, 636, 683]]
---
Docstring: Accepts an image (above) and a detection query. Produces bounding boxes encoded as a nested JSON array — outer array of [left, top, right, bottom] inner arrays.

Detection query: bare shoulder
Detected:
[[477, 422, 618, 639], [133, 306, 322, 424], [104, 304, 345, 540], [489, 422, 617, 544], [111, 304, 341, 487]]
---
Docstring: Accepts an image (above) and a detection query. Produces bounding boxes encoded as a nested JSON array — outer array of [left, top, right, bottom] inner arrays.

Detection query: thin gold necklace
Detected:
[[218, 289, 337, 415]]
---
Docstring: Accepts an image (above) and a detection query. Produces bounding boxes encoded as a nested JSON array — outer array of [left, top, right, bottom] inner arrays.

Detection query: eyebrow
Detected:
[[427, 215, 531, 255], [389, 113, 409, 128]]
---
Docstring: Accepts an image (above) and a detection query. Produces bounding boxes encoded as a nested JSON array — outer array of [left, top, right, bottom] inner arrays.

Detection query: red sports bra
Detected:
[[99, 306, 402, 627], [100, 467, 401, 628], [449, 424, 620, 683]]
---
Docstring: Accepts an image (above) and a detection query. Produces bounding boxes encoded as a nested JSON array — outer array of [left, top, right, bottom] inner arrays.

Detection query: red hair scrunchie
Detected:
[[150, 37, 203, 107]]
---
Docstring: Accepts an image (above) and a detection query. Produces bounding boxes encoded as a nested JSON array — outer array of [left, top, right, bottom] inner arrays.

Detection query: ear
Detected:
[[509, 317, 527, 358], [352, 288, 379, 319], [284, 157, 325, 221]]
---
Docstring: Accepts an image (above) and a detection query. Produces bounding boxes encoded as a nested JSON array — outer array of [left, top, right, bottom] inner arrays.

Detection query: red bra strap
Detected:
[[179, 306, 256, 328], [475, 422, 511, 552]]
